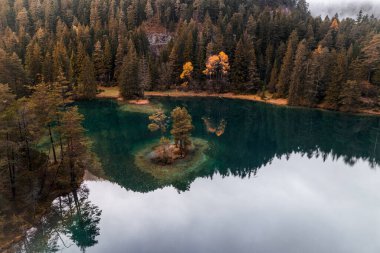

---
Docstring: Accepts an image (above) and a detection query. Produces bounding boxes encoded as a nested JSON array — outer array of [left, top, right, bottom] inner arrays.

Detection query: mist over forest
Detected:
[[308, 0, 380, 18]]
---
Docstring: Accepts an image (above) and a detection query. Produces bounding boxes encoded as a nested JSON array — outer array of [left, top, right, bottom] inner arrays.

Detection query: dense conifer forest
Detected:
[[1, 1, 380, 250], [0, 0, 379, 111]]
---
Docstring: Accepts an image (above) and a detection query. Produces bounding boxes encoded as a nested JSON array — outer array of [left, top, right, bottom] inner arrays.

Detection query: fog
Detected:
[[308, 0, 380, 18]]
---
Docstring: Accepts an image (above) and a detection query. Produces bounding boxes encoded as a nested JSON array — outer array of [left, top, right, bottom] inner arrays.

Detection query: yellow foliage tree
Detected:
[[218, 51, 230, 75], [203, 51, 230, 80], [180, 61, 194, 80], [203, 55, 219, 77]]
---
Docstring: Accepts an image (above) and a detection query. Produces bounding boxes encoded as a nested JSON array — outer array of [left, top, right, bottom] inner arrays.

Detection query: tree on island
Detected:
[[148, 110, 172, 163], [147, 107, 194, 164], [148, 110, 168, 134], [170, 107, 194, 157]]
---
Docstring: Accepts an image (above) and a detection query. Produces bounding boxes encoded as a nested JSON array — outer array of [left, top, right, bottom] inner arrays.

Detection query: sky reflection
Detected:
[[61, 153, 380, 253]]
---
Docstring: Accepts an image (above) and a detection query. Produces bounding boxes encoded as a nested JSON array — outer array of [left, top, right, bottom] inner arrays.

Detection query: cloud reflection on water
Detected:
[[67, 153, 380, 253]]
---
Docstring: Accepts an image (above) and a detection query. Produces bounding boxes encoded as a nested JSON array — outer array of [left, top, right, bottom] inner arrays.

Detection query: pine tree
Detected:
[[168, 44, 181, 85], [138, 56, 151, 91], [194, 32, 206, 82], [29, 82, 61, 163], [103, 40, 113, 83], [325, 50, 347, 109], [288, 40, 309, 106], [230, 32, 259, 92], [0, 49, 27, 96], [114, 39, 125, 81], [183, 30, 194, 62], [75, 42, 87, 82], [53, 41, 69, 82], [231, 38, 247, 88], [42, 51, 54, 83], [60, 106, 87, 184], [248, 47, 261, 93], [25, 42, 42, 83], [78, 55, 97, 99], [276, 30, 299, 97], [127, 2, 137, 29], [170, 107, 194, 157], [339, 80, 361, 111], [267, 59, 279, 93], [118, 40, 142, 99], [68, 51, 77, 84], [303, 45, 331, 107], [93, 40, 105, 83], [265, 44, 274, 83]]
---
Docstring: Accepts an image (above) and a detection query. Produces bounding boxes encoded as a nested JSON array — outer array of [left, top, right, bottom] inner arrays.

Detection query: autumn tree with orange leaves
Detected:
[[180, 62, 194, 80], [203, 52, 230, 81], [180, 62, 194, 89]]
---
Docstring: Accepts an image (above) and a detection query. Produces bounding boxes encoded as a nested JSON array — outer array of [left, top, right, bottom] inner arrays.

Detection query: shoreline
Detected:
[[97, 86, 380, 116], [145, 91, 288, 106], [0, 168, 88, 252], [97, 86, 287, 106]]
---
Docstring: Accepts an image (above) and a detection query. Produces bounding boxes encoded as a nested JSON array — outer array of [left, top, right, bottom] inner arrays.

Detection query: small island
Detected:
[[134, 107, 209, 181]]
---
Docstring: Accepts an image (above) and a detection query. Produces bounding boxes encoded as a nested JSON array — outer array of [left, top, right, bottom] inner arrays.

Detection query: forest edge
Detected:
[[97, 86, 380, 116]]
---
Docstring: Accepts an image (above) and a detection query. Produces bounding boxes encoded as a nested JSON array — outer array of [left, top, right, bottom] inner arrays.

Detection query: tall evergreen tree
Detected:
[[0, 49, 27, 96], [78, 55, 97, 99], [248, 46, 260, 93], [339, 80, 361, 111], [170, 107, 194, 157], [114, 39, 125, 81], [325, 50, 347, 109], [276, 30, 299, 97], [103, 40, 113, 83], [118, 40, 142, 99], [93, 40, 106, 83], [288, 39, 309, 106], [25, 42, 42, 83], [231, 38, 248, 89], [303, 45, 331, 107], [138, 55, 151, 91], [267, 59, 279, 93]]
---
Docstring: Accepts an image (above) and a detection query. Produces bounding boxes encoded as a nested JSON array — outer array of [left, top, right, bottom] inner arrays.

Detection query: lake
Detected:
[[16, 97, 380, 253]]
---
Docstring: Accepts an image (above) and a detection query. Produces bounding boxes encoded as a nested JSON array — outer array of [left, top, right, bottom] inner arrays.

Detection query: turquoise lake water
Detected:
[[17, 97, 380, 253]]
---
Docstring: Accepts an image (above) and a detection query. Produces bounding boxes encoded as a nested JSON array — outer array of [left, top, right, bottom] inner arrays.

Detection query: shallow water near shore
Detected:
[[12, 97, 380, 253]]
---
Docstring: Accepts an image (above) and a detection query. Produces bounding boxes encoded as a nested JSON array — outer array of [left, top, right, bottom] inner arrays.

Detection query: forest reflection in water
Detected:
[[78, 97, 380, 193], [12, 185, 102, 253], [16, 154, 380, 253], [7, 97, 380, 252]]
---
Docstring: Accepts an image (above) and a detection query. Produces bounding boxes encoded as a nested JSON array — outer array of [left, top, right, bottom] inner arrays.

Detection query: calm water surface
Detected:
[[19, 98, 380, 252]]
